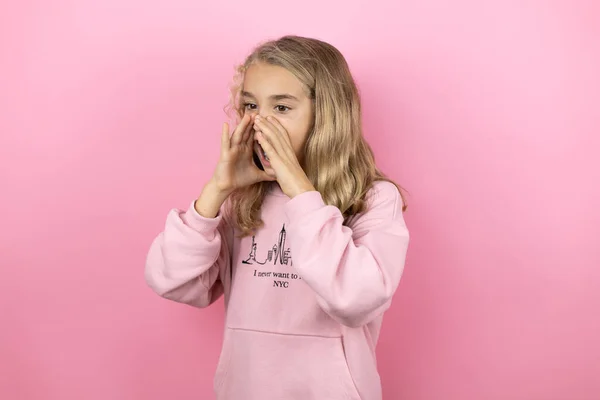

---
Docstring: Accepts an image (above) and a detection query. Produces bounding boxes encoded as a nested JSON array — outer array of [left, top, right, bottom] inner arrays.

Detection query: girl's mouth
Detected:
[[254, 141, 271, 168]]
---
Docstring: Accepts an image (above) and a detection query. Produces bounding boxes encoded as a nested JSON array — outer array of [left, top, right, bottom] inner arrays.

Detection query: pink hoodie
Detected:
[[145, 181, 409, 400]]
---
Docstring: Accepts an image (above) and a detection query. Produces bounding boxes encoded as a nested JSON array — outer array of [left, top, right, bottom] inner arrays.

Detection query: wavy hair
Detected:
[[224, 35, 408, 236]]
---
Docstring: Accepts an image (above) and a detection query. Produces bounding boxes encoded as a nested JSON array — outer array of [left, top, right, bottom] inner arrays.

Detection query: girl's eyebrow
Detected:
[[241, 91, 299, 102]]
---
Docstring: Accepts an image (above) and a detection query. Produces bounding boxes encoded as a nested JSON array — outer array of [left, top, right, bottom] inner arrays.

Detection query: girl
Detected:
[[145, 35, 410, 400]]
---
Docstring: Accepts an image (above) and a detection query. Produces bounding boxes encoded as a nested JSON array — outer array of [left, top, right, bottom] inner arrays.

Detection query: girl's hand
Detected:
[[211, 114, 276, 193], [253, 115, 316, 198]]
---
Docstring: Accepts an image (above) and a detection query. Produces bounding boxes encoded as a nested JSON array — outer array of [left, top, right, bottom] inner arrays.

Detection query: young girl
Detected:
[[145, 35, 410, 400]]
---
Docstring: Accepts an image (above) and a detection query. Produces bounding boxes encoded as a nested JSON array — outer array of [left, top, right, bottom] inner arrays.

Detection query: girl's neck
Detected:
[[267, 182, 287, 197]]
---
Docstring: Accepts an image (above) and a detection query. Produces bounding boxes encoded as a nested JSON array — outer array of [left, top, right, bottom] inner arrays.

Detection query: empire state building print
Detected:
[[242, 224, 293, 266]]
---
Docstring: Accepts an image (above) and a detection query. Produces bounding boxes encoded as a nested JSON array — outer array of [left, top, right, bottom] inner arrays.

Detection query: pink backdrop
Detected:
[[1, 1, 599, 399]]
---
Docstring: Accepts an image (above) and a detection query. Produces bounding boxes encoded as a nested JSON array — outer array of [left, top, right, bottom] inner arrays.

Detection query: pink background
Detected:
[[1, 1, 599, 399]]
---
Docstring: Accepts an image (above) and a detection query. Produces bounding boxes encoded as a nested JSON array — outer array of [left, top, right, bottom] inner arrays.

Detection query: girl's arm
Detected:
[[145, 181, 233, 308], [285, 181, 409, 328]]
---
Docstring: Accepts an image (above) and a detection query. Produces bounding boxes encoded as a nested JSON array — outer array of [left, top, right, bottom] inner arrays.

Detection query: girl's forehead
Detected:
[[243, 63, 307, 98]]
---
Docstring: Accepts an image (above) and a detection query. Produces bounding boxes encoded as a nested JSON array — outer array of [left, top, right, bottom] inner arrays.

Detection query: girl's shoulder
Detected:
[[365, 180, 403, 210], [346, 181, 404, 228]]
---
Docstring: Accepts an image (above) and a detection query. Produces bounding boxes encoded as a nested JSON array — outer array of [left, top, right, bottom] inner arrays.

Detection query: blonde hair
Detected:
[[225, 35, 408, 236]]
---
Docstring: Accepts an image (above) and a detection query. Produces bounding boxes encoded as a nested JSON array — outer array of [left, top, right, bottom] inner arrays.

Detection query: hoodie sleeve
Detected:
[[144, 201, 232, 308], [283, 181, 409, 328]]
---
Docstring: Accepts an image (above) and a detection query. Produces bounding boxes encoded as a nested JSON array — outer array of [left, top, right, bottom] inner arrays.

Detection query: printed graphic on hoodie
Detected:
[[241, 224, 300, 288]]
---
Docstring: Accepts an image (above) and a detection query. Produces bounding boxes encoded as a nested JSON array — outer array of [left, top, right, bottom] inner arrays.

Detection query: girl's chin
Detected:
[[262, 165, 276, 177]]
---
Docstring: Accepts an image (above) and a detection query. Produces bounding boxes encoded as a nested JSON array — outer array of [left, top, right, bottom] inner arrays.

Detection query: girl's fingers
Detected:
[[254, 117, 286, 156], [231, 114, 251, 146], [221, 122, 230, 157], [266, 116, 293, 148], [241, 115, 254, 144], [255, 131, 278, 161]]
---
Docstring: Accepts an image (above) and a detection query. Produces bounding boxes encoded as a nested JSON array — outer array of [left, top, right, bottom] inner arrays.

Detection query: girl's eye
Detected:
[[243, 103, 257, 110], [275, 105, 290, 112]]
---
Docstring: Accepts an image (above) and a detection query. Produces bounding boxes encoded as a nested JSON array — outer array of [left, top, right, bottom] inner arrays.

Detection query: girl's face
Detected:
[[241, 62, 314, 174]]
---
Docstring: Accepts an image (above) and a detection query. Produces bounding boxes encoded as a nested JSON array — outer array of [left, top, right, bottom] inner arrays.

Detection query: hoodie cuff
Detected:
[[181, 200, 223, 234], [283, 190, 326, 223]]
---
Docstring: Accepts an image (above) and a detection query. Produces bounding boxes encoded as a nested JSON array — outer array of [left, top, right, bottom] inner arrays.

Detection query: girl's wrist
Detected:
[[207, 177, 234, 198], [195, 179, 233, 218], [288, 181, 316, 198]]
